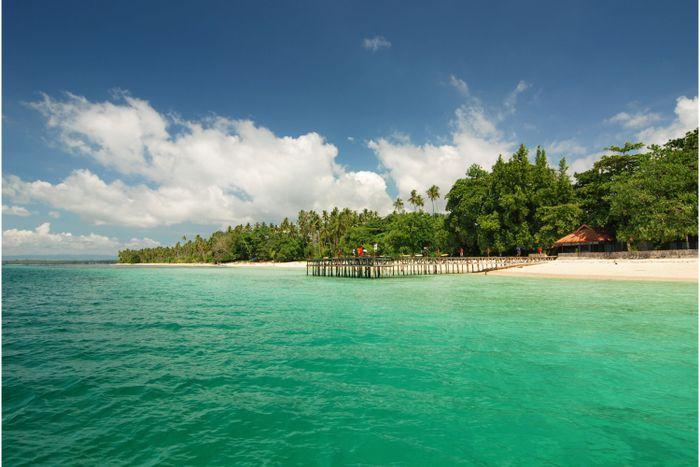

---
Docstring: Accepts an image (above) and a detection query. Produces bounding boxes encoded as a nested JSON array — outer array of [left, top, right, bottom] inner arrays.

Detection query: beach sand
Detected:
[[489, 258, 698, 282], [116, 258, 698, 282]]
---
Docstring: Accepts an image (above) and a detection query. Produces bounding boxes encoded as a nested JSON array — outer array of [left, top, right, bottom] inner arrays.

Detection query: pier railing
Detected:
[[306, 256, 556, 278]]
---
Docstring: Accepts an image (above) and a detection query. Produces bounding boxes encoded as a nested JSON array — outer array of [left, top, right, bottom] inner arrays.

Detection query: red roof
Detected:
[[553, 224, 614, 246]]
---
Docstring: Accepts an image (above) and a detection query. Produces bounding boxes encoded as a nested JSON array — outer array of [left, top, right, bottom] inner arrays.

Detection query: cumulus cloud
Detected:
[[636, 96, 698, 145], [606, 109, 661, 129], [2, 222, 159, 255], [367, 82, 534, 205], [368, 103, 514, 205], [569, 152, 604, 174], [2, 205, 31, 216], [448, 75, 469, 96], [362, 36, 391, 51], [6, 93, 393, 228], [546, 138, 587, 157]]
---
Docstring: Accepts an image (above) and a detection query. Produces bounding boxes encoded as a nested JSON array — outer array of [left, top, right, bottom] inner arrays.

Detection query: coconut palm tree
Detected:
[[409, 190, 425, 212], [393, 197, 405, 213], [426, 185, 440, 215]]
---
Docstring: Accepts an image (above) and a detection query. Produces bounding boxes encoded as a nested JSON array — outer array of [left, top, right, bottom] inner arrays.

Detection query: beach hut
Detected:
[[553, 224, 615, 254]]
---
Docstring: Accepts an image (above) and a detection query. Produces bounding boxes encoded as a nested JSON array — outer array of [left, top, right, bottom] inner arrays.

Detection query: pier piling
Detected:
[[306, 256, 556, 278]]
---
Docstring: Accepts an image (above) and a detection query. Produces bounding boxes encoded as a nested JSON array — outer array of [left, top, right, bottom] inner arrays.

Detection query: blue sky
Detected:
[[3, 0, 698, 256]]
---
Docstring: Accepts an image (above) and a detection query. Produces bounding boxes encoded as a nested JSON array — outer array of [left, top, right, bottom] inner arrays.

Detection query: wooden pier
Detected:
[[306, 256, 556, 278]]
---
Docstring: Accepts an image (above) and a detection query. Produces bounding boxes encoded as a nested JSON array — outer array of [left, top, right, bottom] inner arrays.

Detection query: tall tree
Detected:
[[446, 164, 491, 254], [426, 185, 440, 214], [610, 130, 698, 247], [409, 189, 425, 211], [574, 142, 644, 231], [393, 197, 405, 213]]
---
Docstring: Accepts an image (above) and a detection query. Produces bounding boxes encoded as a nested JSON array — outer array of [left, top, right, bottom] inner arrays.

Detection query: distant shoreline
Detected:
[[112, 261, 308, 269], [110, 258, 699, 282]]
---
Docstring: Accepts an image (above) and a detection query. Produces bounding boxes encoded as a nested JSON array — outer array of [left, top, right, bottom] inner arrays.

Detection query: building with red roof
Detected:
[[553, 225, 616, 253]]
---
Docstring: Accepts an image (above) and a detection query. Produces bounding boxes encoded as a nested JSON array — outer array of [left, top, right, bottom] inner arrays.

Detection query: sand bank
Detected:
[[115, 258, 697, 282], [489, 258, 698, 282]]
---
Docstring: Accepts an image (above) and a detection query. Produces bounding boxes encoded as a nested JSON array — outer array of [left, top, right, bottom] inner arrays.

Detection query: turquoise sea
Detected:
[[2, 265, 697, 465]]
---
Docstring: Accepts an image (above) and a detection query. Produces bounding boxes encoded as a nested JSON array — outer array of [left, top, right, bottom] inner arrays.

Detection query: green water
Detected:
[[2, 265, 697, 465]]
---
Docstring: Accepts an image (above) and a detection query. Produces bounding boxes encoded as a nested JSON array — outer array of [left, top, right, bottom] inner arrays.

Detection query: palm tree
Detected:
[[426, 185, 440, 215], [409, 190, 425, 211], [393, 197, 405, 213]]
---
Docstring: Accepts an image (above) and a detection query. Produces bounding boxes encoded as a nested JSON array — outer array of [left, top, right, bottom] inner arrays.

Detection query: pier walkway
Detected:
[[307, 256, 556, 278]]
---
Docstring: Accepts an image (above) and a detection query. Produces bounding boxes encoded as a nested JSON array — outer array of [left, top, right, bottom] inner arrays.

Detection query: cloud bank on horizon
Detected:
[[3, 88, 698, 255], [3, 222, 158, 256]]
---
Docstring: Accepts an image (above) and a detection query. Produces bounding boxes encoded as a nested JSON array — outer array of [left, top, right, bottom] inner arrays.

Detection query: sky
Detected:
[[2, 0, 698, 257]]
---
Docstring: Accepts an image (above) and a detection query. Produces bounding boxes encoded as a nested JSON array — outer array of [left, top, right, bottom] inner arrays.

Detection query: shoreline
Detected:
[[488, 258, 697, 282], [113, 261, 307, 269], [113, 258, 698, 282]]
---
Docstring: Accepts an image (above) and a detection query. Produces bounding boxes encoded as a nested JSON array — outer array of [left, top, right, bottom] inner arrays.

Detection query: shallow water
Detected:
[[3, 265, 697, 465]]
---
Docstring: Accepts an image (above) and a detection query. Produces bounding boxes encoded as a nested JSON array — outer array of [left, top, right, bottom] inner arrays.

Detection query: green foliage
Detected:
[[426, 185, 440, 214], [384, 212, 449, 255], [393, 197, 405, 213], [119, 208, 449, 263], [119, 131, 698, 263], [609, 130, 698, 245], [573, 143, 643, 230], [574, 129, 698, 248], [408, 190, 425, 211], [446, 145, 580, 255]]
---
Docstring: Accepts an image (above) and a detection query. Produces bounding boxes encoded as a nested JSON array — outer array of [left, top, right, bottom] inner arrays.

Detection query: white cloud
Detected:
[[49, 211, 61, 218], [448, 75, 469, 96], [606, 109, 661, 129], [2, 222, 159, 256], [2, 205, 31, 216], [368, 103, 514, 205], [636, 96, 698, 145], [362, 36, 391, 52], [569, 152, 604, 174], [123, 237, 161, 249], [502, 80, 530, 117], [29, 92, 168, 175], [7, 93, 393, 228], [546, 139, 587, 157], [571, 95, 698, 174]]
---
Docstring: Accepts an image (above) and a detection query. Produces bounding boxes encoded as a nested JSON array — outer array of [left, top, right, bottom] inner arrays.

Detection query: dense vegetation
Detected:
[[118, 130, 698, 263]]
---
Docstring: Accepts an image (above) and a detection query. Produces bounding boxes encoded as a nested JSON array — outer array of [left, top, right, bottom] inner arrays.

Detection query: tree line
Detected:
[[118, 130, 698, 263]]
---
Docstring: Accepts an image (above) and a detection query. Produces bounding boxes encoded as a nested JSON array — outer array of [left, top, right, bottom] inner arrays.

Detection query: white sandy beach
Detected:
[[117, 258, 698, 282], [490, 258, 698, 282]]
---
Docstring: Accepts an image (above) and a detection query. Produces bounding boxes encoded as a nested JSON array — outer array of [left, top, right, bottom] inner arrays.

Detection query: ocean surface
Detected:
[[3, 265, 697, 465]]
